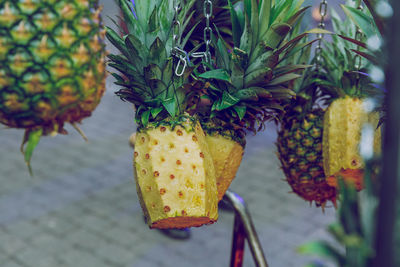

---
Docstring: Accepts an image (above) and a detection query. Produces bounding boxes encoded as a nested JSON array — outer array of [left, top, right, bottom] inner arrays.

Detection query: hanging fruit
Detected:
[[0, 0, 107, 173], [276, 0, 338, 209], [318, 3, 383, 191], [107, 0, 218, 229], [196, 0, 314, 200]]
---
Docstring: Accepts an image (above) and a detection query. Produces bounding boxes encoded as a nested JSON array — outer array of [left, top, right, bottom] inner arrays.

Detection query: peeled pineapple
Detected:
[[134, 119, 218, 229], [205, 134, 243, 201], [323, 97, 381, 189]]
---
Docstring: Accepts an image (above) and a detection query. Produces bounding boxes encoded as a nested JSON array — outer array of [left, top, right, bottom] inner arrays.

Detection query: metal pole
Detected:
[[373, 1, 399, 266], [230, 214, 246, 267], [224, 190, 268, 267]]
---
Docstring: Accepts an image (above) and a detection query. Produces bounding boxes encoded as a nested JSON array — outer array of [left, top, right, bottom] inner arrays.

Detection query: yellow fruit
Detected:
[[205, 134, 243, 201], [322, 97, 381, 186], [134, 120, 218, 229]]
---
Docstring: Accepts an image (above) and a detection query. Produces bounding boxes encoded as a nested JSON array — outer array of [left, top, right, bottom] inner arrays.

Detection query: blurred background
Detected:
[[0, 0, 344, 266]]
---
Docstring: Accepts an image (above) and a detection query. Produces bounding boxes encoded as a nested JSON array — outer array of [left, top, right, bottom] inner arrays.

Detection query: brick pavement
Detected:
[[0, 1, 341, 266]]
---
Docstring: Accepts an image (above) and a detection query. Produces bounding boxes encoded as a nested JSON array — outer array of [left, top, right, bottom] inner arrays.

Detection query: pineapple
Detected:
[[107, 0, 218, 228], [318, 5, 383, 190], [323, 96, 381, 190], [0, 0, 106, 172], [197, 0, 313, 200], [201, 121, 245, 201], [276, 28, 338, 208], [278, 99, 337, 208]]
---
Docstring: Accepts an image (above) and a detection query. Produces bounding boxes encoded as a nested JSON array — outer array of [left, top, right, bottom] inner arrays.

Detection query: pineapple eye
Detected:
[[160, 188, 166, 195], [170, 174, 175, 179], [199, 152, 204, 158], [176, 129, 183, 136], [184, 148, 189, 153], [192, 135, 198, 142], [160, 126, 166, 132], [153, 171, 160, 177], [176, 160, 182, 165], [164, 206, 171, 213]]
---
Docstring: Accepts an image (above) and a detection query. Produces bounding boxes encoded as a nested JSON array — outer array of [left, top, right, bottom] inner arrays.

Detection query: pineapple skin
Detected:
[[205, 134, 243, 201], [277, 109, 337, 207], [134, 120, 218, 229], [0, 0, 106, 134], [322, 97, 381, 181]]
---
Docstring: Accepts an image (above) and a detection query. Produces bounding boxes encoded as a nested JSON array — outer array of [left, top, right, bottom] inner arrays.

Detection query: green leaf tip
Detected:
[[22, 128, 43, 176]]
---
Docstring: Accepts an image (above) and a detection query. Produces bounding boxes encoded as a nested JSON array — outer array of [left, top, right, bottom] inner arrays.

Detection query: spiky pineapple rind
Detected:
[[277, 108, 337, 207]]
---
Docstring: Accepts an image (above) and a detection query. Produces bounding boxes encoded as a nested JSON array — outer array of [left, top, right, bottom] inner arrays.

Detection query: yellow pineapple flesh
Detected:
[[322, 97, 381, 188], [134, 120, 218, 229], [205, 134, 243, 201]]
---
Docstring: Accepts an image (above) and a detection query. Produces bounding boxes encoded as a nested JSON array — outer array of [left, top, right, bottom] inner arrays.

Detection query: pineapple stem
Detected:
[[71, 123, 89, 142]]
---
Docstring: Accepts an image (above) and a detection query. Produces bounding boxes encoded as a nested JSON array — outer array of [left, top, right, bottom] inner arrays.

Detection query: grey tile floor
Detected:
[[0, 1, 342, 266]]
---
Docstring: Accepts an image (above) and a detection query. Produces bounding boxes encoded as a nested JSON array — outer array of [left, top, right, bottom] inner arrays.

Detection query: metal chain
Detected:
[[171, 0, 189, 77], [315, 0, 328, 72], [172, 0, 180, 50], [191, 0, 213, 64], [203, 0, 213, 62], [354, 1, 364, 71]]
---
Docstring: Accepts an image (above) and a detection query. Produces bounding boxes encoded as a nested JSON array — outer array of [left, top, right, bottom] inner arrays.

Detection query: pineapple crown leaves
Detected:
[[196, 0, 323, 132], [106, 0, 198, 128], [316, 3, 383, 100]]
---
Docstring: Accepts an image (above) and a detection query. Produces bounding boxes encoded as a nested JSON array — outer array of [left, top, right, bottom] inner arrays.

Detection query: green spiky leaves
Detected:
[[197, 0, 316, 133], [107, 0, 197, 128], [316, 3, 383, 100]]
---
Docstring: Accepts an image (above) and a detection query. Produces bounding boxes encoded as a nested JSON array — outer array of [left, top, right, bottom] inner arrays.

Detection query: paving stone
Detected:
[[0, 259, 24, 267], [64, 228, 109, 251], [94, 242, 136, 266], [0, 233, 28, 255], [57, 249, 110, 267]]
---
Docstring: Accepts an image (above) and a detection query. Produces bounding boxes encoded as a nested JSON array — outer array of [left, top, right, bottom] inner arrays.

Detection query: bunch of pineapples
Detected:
[[109, 0, 317, 228], [0, 0, 107, 172]]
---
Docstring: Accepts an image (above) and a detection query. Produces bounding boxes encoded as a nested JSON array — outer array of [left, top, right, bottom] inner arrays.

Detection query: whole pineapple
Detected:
[[0, 0, 106, 171], [107, 0, 218, 229], [276, 25, 338, 208], [197, 0, 312, 200]]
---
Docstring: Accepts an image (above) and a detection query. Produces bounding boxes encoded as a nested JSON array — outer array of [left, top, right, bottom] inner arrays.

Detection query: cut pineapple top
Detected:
[[134, 120, 218, 228]]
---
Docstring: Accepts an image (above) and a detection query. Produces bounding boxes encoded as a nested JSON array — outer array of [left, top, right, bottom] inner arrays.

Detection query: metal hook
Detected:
[[175, 55, 187, 77]]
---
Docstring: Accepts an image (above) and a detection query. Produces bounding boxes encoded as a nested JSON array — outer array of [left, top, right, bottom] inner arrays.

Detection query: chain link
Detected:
[[315, 0, 328, 72], [354, 2, 364, 71], [172, 0, 180, 49], [171, 0, 189, 77], [172, 0, 214, 75], [204, 0, 213, 62]]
